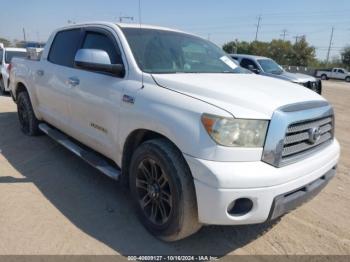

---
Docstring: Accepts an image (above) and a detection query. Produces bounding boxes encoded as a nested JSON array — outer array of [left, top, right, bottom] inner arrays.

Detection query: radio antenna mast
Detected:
[[139, 0, 144, 89]]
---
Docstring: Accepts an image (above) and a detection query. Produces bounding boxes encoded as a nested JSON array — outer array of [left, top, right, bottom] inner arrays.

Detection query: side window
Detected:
[[48, 29, 81, 67], [82, 31, 123, 65], [0, 49, 3, 63], [338, 69, 344, 74], [231, 56, 239, 61], [240, 58, 258, 70]]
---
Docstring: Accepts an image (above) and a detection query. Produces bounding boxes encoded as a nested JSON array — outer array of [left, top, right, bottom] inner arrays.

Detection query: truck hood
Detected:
[[152, 73, 325, 119], [264, 71, 316, 83]]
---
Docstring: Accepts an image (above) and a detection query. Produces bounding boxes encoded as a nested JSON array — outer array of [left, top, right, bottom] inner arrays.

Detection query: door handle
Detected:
[[67, 77, 80, 87], [36, 70, 44, 77]]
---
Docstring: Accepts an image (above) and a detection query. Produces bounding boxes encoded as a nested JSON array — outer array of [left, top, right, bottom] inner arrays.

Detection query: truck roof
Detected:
[[56, 21, 192, 35]]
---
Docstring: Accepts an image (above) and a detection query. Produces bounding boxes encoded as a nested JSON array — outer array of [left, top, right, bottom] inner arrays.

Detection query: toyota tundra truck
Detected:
[[10, 22, 340, 241]]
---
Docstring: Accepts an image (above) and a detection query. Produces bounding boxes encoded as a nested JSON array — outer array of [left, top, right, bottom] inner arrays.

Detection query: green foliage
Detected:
[[223, 37, 317, 66], [341, 46, 350, 69]]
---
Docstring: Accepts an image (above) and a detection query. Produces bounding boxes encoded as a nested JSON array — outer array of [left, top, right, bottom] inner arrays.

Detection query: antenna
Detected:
[[139, 0, 144, 89]]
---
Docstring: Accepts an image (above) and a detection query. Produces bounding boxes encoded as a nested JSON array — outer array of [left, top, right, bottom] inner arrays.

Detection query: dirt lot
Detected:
[[0, 81, 349, 257]]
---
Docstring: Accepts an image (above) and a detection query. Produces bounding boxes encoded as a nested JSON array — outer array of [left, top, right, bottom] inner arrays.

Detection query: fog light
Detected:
[[228, 198, 253, 216]]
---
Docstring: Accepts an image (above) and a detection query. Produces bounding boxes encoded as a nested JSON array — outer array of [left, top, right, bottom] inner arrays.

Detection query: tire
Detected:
[[0, 78, 5, 95], [129, 139, 201, 241], [346, 76, 350, 83], [321, 74, 328, 80], [17, 91, 40, 136]]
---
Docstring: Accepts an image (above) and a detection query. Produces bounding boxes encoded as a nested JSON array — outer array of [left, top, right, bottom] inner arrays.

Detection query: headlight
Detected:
[[201, 114, 269, 147]]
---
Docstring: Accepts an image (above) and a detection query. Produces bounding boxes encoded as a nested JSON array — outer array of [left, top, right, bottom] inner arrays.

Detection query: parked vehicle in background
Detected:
[[231, 54, 322, 94], [315, 68, 350, 82], [10, 22, 339, 241], [0, 45, 27, 94]]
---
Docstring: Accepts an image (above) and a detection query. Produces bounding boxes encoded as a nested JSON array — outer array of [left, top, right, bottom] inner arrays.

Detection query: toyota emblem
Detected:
[[308, 127, 321, 144]]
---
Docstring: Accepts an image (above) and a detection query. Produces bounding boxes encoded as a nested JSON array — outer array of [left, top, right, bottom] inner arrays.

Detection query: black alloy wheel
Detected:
[[135, 158, 173, 226]]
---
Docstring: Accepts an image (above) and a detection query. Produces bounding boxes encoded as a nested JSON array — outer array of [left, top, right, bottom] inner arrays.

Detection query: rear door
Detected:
[[66, 27, 127, 159], [332, 68, 339, 79], [35, 29, 83, 133]]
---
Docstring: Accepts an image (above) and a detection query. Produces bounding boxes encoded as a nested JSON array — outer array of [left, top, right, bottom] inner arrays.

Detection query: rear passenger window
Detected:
[[82, 31, 123, 64], [48, 29, 81, 67], [240, 58, 258, 70]]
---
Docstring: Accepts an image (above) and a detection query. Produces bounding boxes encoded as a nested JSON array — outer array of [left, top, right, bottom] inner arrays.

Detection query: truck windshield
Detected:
[[122, 28, 245, 74], [258, 59, 284, 75], [5, 51, 27, 64]]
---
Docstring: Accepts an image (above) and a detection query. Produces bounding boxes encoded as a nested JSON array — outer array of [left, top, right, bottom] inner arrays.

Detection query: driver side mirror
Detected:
[[248, 64, 260, 74], [74, 49, 125, 77]]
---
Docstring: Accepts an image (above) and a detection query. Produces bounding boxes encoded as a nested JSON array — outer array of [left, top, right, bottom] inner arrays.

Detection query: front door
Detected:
[[66, 28, 127, 159]]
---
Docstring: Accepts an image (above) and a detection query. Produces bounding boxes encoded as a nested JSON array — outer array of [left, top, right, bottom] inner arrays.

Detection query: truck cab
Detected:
[[330, 68, 350, 81]]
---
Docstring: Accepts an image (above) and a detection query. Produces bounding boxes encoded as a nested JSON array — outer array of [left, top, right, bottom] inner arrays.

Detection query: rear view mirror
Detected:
[[74, 49, 125, 77]]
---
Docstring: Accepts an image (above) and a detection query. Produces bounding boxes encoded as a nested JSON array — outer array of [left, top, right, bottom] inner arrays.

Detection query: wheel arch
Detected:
[[121, 128, 189, 186], [14, 81, 42, 119]]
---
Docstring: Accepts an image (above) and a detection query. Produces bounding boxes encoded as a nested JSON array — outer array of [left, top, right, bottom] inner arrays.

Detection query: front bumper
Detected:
[[268, 166, 335, 220], [184, 139, 340, 225]]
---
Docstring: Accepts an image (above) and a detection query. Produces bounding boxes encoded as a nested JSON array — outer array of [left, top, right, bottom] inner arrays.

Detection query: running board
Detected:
[[39, 123, 121, 181]]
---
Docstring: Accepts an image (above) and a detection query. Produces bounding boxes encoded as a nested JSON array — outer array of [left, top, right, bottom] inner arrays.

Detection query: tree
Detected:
[[222, 37, 316, 66], [0, 37, 11, 47], [341, 46, 350, 69], [290, 36, 316, 66]]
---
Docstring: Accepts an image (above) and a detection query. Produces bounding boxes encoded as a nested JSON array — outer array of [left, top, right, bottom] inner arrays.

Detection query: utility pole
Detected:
[[234, 39, 239, 54], [293, 35, 300, 44], [326, 27, 334, 65], [22, 28, 26, 42], [280, 29, 288, 41], [255, 15, 262, 41], [293, 34, 305, 44]]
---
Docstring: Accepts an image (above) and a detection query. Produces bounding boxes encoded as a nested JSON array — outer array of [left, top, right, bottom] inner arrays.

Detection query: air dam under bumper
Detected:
[[184, 139, 340, 225]]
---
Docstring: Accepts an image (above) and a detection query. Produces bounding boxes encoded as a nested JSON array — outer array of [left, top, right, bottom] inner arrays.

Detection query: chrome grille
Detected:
[[281, 116, 334, 163], [262, 101, 334, 167]]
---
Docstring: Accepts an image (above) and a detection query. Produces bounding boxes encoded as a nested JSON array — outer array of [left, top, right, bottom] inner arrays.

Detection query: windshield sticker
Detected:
[[220, 56, 238, 69]]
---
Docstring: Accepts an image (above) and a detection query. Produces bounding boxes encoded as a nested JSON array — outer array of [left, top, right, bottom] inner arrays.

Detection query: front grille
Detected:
[[281, 116, 334, 163], [302, 81, 320, 93]]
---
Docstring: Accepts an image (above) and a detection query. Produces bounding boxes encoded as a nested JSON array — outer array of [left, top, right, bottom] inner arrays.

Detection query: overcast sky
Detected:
[[1, 0, 349, 60]]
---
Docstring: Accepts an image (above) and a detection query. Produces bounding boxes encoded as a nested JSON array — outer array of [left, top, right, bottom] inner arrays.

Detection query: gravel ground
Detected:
[[0, 80, 349, 258]]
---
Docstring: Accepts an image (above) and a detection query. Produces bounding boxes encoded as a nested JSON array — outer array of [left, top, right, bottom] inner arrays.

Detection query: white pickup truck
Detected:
[[0, 45, 27, 94], [316, 68, 350, 82], [10, 22, 340, 241]]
